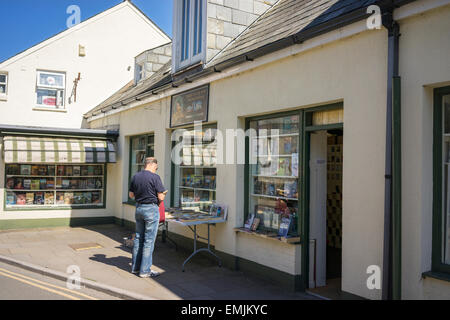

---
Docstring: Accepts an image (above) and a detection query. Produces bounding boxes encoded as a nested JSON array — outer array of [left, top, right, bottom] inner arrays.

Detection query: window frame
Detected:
[[35, 70, 66, 109], [433, 85, 450, 275], [127, 133, 155, 204], [173, 0, 207, 72], [0, 73, 8, 96]]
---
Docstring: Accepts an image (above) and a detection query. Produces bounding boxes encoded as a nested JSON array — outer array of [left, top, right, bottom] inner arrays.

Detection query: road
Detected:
[[0, 261, 120, 300]]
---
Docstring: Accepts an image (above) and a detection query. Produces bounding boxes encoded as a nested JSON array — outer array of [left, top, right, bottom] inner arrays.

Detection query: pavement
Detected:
[[0, 224, 318, 300]]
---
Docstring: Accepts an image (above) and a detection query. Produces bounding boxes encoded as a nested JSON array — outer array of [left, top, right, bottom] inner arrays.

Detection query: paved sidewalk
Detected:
[[0, 224, 317, 300]]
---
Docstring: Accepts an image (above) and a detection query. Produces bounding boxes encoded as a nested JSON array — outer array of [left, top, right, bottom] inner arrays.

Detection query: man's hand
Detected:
[[129, 192, 135, 200]]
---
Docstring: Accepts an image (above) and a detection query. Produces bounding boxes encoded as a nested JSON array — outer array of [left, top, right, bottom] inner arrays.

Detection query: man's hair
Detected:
[[144, 157, 158, 167]]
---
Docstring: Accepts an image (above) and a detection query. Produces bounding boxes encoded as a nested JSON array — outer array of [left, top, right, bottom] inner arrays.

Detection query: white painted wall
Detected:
[[0, 2, 170, 129]]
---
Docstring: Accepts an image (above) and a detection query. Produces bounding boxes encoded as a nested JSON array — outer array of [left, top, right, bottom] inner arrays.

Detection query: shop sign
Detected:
[[170, 85, 209, 128]]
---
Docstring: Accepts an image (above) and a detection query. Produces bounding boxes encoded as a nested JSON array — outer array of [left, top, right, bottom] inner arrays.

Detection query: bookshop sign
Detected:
[[170, 85, 209, 128]]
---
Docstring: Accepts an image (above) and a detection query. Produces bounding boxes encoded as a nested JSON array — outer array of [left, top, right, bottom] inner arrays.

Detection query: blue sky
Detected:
[[0, 0, 173, 63]]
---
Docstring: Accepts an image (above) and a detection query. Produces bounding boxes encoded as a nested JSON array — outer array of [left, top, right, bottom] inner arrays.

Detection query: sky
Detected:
[[0, 0, 173, 63]]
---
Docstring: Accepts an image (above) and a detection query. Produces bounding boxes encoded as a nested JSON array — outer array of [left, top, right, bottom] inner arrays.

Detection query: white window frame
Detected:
[[173, 0, 207, 73], [0, 73, 8, 97], [36, 70, 66, 109]]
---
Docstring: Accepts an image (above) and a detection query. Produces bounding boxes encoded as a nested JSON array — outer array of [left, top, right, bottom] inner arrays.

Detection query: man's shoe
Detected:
[[131, 270, 139, 274], [150, 270, 160, 278], [139, 273, 150, 278]]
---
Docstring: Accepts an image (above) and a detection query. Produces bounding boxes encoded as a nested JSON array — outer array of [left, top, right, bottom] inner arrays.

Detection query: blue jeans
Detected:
[[131, 203, 160, 276]]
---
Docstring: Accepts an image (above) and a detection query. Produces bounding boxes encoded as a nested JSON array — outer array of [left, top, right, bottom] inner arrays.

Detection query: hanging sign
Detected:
[[170, 85, 209, 128]]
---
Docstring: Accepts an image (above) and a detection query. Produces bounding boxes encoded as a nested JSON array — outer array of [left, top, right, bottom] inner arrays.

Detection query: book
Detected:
[[87, 179, 96, 189], [6, 192, 16, 205], [250, 217, 260, 231], [6, 178, 15, 189], [47, 166, 55, 176], [278, 215, 292, 237], [16, 193, 26, 205], [34, 192, 44, 205], [21, 165, 31, 175], [73, 166, 81, 176], [31, 180, 40, 190], [46, 179, 54, 189], [244, 213, 255, 230], [66, 166, 73, 176], [7, 164, 20, 175], [81, 166, 88, 176], [40, 179, 47, 190], [87, 166, 94, 176], [56, 193, 65, 205], [291, 153, 298, 177], [83, 192, 92, 204], [70, 179, 79, 189], [92, 192, 101, 204], [44, 192, 54, 205], [73, 192, 83, 204], [31, 166, 39, 176], [26, 193, 34, 205], [14, 178, 24, 190], [62, 179, 70, 189], [57, 166, 65, 176], [64, 192, 73, 205], [38, 166, 47, 176]]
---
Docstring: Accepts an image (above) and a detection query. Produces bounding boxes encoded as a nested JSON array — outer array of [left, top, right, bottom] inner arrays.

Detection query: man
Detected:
[[129, 157, 167, 278]]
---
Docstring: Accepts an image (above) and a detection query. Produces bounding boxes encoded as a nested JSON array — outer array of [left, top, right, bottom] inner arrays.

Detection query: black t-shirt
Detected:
[[129, 170, 166, 204]]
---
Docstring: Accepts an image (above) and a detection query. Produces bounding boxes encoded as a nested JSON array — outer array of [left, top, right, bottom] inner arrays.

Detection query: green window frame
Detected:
[[128, 134, 155, 204], [433, 85, 450, 275]]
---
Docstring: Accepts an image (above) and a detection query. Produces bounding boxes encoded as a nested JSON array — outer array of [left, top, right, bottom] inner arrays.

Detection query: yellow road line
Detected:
[[0, 270, 81, 300], [0, 267, 98, 300]]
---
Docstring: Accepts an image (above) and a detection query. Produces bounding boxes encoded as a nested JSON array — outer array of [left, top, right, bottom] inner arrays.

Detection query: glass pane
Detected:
[[130, 135, 147, 179], [312, 108, 343, 126], [247, 115, 300, 237], [0, 84, 5, 94], [181, 0, 190, 61], [443, 94, 450, 264], [5, 164, 104, 207], [38, 72, 64, 88], [0, 74, 6, 83], [37, 89, 59, 106], [174, 126, 217, 213]]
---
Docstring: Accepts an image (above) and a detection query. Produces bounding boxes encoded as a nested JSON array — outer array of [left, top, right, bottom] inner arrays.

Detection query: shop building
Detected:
[[2, 0, 450, 300], [0, 2, 170, 226]]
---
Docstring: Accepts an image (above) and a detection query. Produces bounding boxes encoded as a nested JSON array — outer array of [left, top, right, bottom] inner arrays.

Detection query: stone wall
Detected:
[[207, 0, 277, 62], [135, 42, 172, 82]]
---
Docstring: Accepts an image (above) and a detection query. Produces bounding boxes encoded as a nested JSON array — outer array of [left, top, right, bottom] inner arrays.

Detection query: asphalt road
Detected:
[[0, 261, 120, 300]]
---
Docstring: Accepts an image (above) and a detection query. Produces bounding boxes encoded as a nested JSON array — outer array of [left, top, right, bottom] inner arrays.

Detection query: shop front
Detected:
[[0, 126, 118, 229]]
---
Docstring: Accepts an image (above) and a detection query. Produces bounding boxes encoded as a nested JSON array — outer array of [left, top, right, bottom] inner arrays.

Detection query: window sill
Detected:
[[123, 201, 136, 207], [33, 107, 67, 113], [0, 95, 7, 102], [422, 271, 450, 283], [234, 227, 301, 245]]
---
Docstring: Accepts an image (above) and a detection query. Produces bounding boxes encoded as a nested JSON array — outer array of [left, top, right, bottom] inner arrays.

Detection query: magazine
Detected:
[[40, 179, 47, 190], [56, 193, 65, 205], [6, 192, 16, 205], [16, 193, 27, 205], [23, 179, 31, 190], [92, 192, 101, 204], [26, 193, 34, 205], [57, 166, 65, 176], [244, 213, 255, 230], [31, 165, 39, 176], [21, 165, 31, 176], [64, 192, 74, 205], [66, 166, 73, 176], [73, 166, 81, 176], [34, 192, 44, 205], [44, 192, 54, 205], [278, 215, 292, 237], [31, 180, 40, 190], [6, 178, 15, 189], [251, 218, 260, 231]]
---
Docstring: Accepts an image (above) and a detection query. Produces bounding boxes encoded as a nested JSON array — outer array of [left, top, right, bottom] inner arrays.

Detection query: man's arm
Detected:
[[157, 190, 168, 203], [129, 192, 135, 200]]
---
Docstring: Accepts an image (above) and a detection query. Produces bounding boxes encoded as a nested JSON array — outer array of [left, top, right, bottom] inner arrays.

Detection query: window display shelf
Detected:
[[251, 193, 298, 201], [179, 186, 216, 192], [182, 201, 214, 204], [252, 133, 298, 139], [234, 228, 301, 244], [252, 175, 298, 179], [180, 165, 216, 169]]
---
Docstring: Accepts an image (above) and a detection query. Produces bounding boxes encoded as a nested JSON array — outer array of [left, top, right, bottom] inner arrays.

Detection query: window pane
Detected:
[[173, 126, 217, 212], [37, 89, 57, 106], [0, 84, 5, 94], [131, 136, 147, 179], [443, 94, 450, 264], [0, 74, 6, 83], [247, 115, 300, 237], [181, 0, 190, 61], [193, 0, 198, 56], [39, 72, 64, 88]]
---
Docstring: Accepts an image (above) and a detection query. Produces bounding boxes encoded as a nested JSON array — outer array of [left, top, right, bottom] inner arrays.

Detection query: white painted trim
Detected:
[[87, 0, 450, 122], [394, 0, 450, 21]]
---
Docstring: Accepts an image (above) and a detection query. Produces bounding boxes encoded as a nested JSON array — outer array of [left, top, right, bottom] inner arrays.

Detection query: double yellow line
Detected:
[[0, 267, 98, 300]]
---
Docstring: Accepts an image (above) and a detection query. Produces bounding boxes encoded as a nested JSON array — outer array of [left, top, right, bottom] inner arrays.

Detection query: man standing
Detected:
[[129, 157, 167, 278]]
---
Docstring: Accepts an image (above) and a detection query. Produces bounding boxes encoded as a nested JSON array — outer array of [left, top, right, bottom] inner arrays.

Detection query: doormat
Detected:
[[69, 242, 103, 251]]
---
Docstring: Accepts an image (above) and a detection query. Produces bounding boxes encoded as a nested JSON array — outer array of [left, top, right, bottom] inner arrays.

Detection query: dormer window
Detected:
[[135, 63, 144, 84], [173, 0, 206, 72]]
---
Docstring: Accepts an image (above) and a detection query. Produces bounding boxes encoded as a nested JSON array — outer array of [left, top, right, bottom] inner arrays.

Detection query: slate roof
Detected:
[[208, 0, 378, 67], [86, 0, 383, 117]]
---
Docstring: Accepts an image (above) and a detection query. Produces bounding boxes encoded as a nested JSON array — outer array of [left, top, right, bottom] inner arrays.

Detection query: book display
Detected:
[[5, 164, 105, 208], [174, 126, 217, 213], [247, 115, 299, 237]]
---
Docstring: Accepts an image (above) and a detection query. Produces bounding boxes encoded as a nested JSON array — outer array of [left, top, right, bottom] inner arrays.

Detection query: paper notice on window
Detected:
[[292, 153, 298, 177]]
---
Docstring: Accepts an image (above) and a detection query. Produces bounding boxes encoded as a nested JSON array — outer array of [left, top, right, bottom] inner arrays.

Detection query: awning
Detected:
[[3, 136, 116, 163]]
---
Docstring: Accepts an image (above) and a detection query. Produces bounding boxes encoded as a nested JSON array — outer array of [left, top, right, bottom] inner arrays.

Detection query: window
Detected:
[[5, 164, 105, 209], [172, 125, 217, 212], [246, 114, 300, 237], [0, 73, 7, 95], [433, 86, 450, 274], [135, 63, 144, 84], [128, 134, 155, 202], [174, 0, 206, 71], [36, 71, 65, 108]]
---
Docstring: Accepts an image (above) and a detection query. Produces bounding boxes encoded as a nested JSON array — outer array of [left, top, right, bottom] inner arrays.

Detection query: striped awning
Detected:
[[3, 136, 116, 163]]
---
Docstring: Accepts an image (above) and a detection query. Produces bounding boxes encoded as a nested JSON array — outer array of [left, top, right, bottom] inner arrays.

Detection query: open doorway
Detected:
[[307, 129, 343, 299]]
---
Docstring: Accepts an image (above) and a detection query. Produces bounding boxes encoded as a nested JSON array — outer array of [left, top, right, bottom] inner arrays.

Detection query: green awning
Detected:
[[3, 136, 116, 163]]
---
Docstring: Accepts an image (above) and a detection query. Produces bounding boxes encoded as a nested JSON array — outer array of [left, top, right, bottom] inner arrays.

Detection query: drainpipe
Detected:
[[382, 7, 401, 300]]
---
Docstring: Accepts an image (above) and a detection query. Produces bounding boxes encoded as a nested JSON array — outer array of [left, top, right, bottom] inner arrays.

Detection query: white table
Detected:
[[167, 217, 226, 271]]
